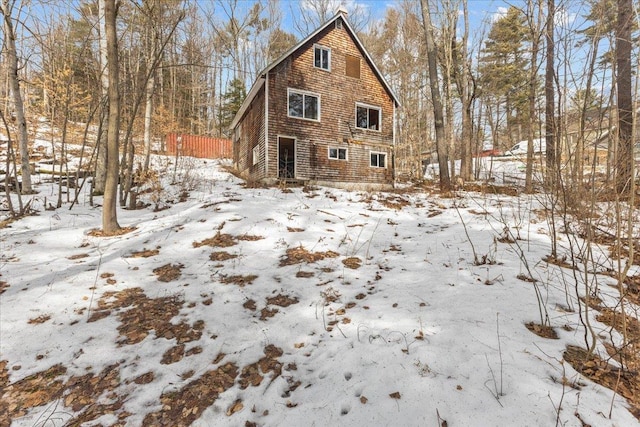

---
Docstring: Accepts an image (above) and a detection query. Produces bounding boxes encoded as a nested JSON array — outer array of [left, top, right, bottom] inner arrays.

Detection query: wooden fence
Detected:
[[165, 133, 232, 159]]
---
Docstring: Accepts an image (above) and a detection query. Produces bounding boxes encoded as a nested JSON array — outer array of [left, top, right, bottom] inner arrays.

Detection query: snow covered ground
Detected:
[[1, 156, 638, 426]]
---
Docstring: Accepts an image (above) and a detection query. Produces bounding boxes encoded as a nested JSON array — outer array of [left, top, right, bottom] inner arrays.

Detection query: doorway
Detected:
[[278, 137, 295, 179]]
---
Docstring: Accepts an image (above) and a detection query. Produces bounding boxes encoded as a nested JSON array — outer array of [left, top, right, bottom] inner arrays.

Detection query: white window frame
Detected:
[[370, 151, 386, 168], [313, 44, 331, 71], [288, 88, 321, 122], [328, 147, 347, 161], [356, 103, 381, 131], [252, 145, 259, 165]]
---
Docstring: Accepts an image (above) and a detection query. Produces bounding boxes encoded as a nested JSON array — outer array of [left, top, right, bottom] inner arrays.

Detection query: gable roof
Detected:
[[230, 10, 400, 130]]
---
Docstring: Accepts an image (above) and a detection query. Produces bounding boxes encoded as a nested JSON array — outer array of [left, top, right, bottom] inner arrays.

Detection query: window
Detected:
[[252, 145, 259, 165], [356, 104, 381, 130], [314, 45, 331, 71], [288, 89, 320, 121], [328, 147, 347, 160], [370, 152, 386, 168], [345, 54, 360, 79]]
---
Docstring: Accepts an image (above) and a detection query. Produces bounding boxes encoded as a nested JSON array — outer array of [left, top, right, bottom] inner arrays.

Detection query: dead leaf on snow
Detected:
[[28, 314, 51, 324], [227, 399, 244, 415], [342, 257, 362, 269]]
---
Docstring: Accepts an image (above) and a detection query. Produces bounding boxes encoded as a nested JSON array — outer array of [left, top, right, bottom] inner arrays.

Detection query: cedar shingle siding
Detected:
[[232, 12, 398, 189]]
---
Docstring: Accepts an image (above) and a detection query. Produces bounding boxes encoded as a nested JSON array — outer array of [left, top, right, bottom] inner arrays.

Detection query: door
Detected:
[[278, 137, 295, 179]]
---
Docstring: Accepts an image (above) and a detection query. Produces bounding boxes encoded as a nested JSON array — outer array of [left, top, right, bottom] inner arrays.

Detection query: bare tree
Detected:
[[0, 0, 32, 194], [420, 0, 451, 191], [454, 0, 476, 181], [93, 0, 109, 195], [545, 0, 558, 187], [102, 0, 120, 234], [291, 0, 370, 35]]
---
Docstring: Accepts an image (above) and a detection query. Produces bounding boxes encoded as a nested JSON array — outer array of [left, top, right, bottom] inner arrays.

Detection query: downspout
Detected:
[[264, 74, 269, 177]]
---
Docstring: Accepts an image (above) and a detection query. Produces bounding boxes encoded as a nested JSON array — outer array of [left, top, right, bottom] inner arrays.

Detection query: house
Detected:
[[230, 8, 400, 189]]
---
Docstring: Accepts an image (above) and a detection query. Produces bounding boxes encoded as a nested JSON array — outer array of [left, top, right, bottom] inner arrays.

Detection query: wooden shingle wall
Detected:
[[266, 17, 395, 185]]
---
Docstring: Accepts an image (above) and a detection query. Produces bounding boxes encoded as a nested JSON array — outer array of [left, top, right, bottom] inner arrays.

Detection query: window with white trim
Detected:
[[328, 147, 347, 160], [370, 151, 386, 168], [356, 103, 381, 130], [314, 45, 331, 71], [288, 89, 320, 121], [252, 145, 259, 165]]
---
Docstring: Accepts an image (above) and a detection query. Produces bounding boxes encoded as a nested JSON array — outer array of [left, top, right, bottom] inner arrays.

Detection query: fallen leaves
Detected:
[[524, 322, 558, 339], [153, 263, 184, 282], [210, 251, 238, 261], [220, 274, 258, 287], [279, 246, 339, 266], [266, 294, 299, 307], [128, 248, 160, 258], [342, 257, 362, 269], [27, 314, 51, 324], [142, 362, 239, 427], [0, 364, 67, 424]]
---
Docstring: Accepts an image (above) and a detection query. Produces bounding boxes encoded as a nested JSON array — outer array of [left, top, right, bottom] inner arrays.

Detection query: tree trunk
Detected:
[[143, 69, 155, 171], [420, 0, 451, 192], [545, 0, 557, 186], [458, 0, 474, 181], [615, 0, 633, 194], [1, 1, 32, 194], [102, 0, 121, 234], [525, 0, 542, 193], [94, 0, 109, 195]]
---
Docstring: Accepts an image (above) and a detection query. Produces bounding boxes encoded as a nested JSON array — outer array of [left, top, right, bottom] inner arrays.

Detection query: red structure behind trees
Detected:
[[165, 133, 232, 159]]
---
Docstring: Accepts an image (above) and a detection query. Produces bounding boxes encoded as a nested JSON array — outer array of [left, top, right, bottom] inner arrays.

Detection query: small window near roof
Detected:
[[328, 147, 347, 160], [314, 45, 331, 71], [370, 151, 386, 168], [346, 54, 360, 79]]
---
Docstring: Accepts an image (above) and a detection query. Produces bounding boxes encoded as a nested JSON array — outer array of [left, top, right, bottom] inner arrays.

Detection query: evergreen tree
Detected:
[[218, 78, 246, 136], [478, 7, 530, 146]]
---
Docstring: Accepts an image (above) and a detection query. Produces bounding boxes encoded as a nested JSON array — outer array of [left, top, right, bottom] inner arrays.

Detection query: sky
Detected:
[[1, 134, 639, 425]]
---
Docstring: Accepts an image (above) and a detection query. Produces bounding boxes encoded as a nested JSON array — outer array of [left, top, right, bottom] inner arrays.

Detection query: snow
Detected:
[[1, 155, 638, 427]]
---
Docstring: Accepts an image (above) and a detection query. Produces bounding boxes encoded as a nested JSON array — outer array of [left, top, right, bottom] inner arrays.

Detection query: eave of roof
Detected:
[[230, 10, 400, 130]]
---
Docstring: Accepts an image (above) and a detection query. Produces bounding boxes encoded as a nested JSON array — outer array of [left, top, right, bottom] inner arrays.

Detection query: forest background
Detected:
[[1, 0, 637, 205]]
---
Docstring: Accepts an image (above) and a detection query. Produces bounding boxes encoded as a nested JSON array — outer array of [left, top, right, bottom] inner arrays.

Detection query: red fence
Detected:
[[165, 133, 232, 159]]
